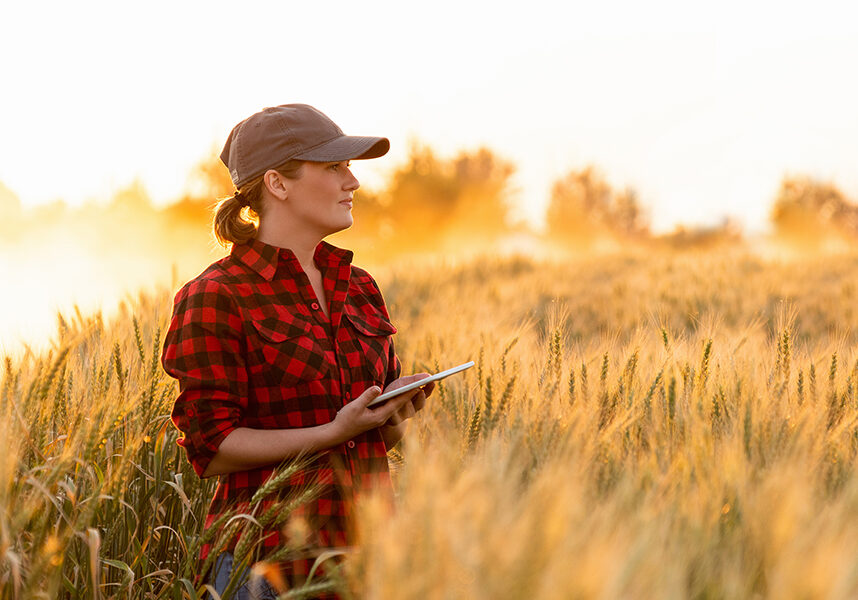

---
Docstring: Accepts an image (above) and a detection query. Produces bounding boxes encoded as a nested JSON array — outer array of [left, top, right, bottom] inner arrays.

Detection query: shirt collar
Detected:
[[314, 239, 354, 268], [231, 237, 354, 281]]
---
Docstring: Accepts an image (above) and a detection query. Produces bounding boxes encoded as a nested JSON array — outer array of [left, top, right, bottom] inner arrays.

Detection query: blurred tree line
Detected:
[[544, 166, 647, 246], [184, 151, 858, 255], [184, 142, 657, 258], [3, 143, 858, 265], [770, 176, 858, 248]]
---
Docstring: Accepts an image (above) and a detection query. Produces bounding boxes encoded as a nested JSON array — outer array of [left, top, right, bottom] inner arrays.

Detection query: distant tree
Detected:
[[545, 166, 647, 243], [446, 148, 516, 241], [381, 143, 516, 252], [771, 176, 858, 242], [383, 143, 461, 250]]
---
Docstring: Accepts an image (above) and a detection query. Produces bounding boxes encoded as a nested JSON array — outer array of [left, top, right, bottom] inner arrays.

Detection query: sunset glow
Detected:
[[3, 0, 858, 354], [7, 4, 858, 595], [3, 1, 857, 229]]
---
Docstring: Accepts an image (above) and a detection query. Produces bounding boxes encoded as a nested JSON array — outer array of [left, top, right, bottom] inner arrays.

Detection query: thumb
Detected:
[[357, 385, 382, 406]]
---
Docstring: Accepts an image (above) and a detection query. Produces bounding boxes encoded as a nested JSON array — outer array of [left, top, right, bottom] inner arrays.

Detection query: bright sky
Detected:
[[2, 0, 858, 233]]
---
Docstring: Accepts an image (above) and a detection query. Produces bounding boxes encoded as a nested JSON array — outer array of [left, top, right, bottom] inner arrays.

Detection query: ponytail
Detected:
[[212, 159, 305, 248], [212, 192, 257, 247]]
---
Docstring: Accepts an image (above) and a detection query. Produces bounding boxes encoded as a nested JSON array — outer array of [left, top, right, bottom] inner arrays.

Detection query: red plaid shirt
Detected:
[[161, 237, 401, 579]]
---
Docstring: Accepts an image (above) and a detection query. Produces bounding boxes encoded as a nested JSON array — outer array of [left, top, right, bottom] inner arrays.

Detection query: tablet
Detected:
[[367, 361, 475, 407]]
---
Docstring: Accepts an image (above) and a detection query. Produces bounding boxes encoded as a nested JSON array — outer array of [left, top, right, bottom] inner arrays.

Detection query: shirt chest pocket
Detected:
[[341, 303, 397, 388], [247, 314, 329, 389]]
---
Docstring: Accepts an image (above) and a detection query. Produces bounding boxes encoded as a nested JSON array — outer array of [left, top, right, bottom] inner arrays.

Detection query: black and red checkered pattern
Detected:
[[161, 237, 401, 585]]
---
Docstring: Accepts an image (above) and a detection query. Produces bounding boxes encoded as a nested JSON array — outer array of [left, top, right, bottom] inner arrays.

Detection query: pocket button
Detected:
[[347, 440, 356, 449]]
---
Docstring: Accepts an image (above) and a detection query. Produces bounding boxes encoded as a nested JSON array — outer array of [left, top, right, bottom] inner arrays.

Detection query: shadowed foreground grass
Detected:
[[4, 248, 858, 598]]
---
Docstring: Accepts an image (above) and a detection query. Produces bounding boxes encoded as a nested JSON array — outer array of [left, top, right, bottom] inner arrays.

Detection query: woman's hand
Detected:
[[330, 375, 435, 447], [329, 375, 427, 443], [379, 374, 435, 448], [382, 373, 435, 426]]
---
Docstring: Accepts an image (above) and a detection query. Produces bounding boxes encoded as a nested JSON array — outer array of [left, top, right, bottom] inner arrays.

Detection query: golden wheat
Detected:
[[4, 248, 858, 598]]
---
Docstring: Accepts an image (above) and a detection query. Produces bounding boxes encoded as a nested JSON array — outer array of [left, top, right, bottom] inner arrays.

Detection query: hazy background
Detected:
[[2, 0, 858, 354]]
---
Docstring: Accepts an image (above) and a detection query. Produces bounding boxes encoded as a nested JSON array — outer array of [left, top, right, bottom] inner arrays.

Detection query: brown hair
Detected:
[[212, 160, 304, 247]]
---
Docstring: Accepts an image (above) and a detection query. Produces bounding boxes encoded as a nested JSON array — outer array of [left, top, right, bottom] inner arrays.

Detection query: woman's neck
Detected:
[[256, 222, 322, 273]]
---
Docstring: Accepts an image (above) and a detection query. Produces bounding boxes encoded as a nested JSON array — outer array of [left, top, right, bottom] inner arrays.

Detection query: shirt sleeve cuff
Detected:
[[182, 423, 238, 479]]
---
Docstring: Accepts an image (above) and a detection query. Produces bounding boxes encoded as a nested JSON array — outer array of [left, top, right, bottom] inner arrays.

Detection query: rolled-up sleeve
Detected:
[[161, 278, 248, 478]]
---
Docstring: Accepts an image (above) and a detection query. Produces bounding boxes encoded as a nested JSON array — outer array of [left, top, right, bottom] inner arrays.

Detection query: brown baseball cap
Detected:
[[220, 104, 390, 189]]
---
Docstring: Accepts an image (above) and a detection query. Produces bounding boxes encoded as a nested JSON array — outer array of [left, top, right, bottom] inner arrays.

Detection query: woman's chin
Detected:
[[327, 218, 354, 236]]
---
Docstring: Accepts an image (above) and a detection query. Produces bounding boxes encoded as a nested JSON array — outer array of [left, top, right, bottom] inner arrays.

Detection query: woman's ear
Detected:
[[263, 169, 290, 201]]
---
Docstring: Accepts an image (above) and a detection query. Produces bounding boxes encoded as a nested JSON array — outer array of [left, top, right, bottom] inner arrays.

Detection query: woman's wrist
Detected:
[[322, 419, 348, 447]]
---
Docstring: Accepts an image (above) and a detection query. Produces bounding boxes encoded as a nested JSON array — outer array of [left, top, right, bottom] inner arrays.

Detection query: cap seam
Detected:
[[276, 113, 296, 161]]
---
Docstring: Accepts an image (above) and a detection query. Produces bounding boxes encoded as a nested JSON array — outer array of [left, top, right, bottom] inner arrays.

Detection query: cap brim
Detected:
[[293, 135, 390, 161]]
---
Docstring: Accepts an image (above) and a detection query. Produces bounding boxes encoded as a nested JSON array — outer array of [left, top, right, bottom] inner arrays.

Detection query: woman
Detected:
[[161, 104, 433, 598]]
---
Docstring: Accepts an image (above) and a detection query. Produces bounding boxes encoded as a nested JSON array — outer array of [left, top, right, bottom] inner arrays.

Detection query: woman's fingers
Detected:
[[400, 398, 417, 419], [372, 388, 412, 422], [412, 393, 426, 412], [355, 386, 382, 407], [385, 373, 431, 392], [358, 375, 436, 430]]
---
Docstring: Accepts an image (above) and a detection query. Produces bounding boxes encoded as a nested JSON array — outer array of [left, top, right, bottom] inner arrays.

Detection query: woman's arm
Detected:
[[202, 421, 343, 478], [201, 380, 429, 478]]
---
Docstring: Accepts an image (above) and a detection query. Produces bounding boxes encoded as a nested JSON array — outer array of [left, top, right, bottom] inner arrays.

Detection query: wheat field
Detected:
[[4, 247, 858, 599]]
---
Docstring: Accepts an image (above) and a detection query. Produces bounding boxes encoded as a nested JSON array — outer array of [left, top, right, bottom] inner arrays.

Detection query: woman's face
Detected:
[[279, 160, 360, 236]]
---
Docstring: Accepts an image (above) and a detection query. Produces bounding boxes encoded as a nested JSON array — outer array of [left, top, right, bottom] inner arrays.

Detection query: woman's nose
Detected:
[[345, 169, 359, 191]]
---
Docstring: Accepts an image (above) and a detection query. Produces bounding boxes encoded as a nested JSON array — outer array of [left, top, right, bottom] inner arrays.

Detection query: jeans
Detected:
[[212, 552, 278, 600]]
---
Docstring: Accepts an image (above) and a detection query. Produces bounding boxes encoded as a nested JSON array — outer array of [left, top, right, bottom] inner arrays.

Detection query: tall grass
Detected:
[[4, 248, 858, 598]]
